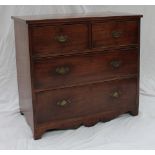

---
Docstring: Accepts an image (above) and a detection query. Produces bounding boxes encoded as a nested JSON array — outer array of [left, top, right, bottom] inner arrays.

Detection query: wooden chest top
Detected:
[[12, 11, 142, 24]]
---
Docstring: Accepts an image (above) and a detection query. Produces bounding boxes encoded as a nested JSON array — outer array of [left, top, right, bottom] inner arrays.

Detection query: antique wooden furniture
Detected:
[[12, 12, 143, 140]]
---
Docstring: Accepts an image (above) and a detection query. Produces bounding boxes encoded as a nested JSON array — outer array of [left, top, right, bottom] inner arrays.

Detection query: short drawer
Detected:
[[92, 20, 139, 48], [33, 49, 138, 90], [35, 78, 137, 124], [31, 24, 89, 56]]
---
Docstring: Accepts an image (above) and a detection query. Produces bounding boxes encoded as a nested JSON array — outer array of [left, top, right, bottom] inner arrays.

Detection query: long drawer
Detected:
[[35, 78, 137, 124], [33, 49, 138, 90]]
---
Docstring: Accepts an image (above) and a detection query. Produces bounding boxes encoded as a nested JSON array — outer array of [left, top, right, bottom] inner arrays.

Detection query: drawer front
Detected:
[[92, 20, 139, 48], [31, 24, 89, 56], [35, 78, 137, 124], [33, 49, 138, 90]]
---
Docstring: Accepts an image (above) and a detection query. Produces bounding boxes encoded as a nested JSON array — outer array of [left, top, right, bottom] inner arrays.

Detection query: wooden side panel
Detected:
[[14, 21, 34, 132], [136, 19, 141, 115]]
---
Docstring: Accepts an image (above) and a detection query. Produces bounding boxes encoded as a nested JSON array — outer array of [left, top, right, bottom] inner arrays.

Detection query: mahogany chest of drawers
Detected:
[[12, 12, 142, 139]]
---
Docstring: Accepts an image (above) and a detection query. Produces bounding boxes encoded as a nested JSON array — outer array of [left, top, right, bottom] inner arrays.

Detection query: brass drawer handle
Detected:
[[111, 91, 121, 98], [56, 99, 69, 107], [110, 60, 122, 69], [55, 35, 68, 43], [112, 31, 122, 38], [55, 66, 70, 75]]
